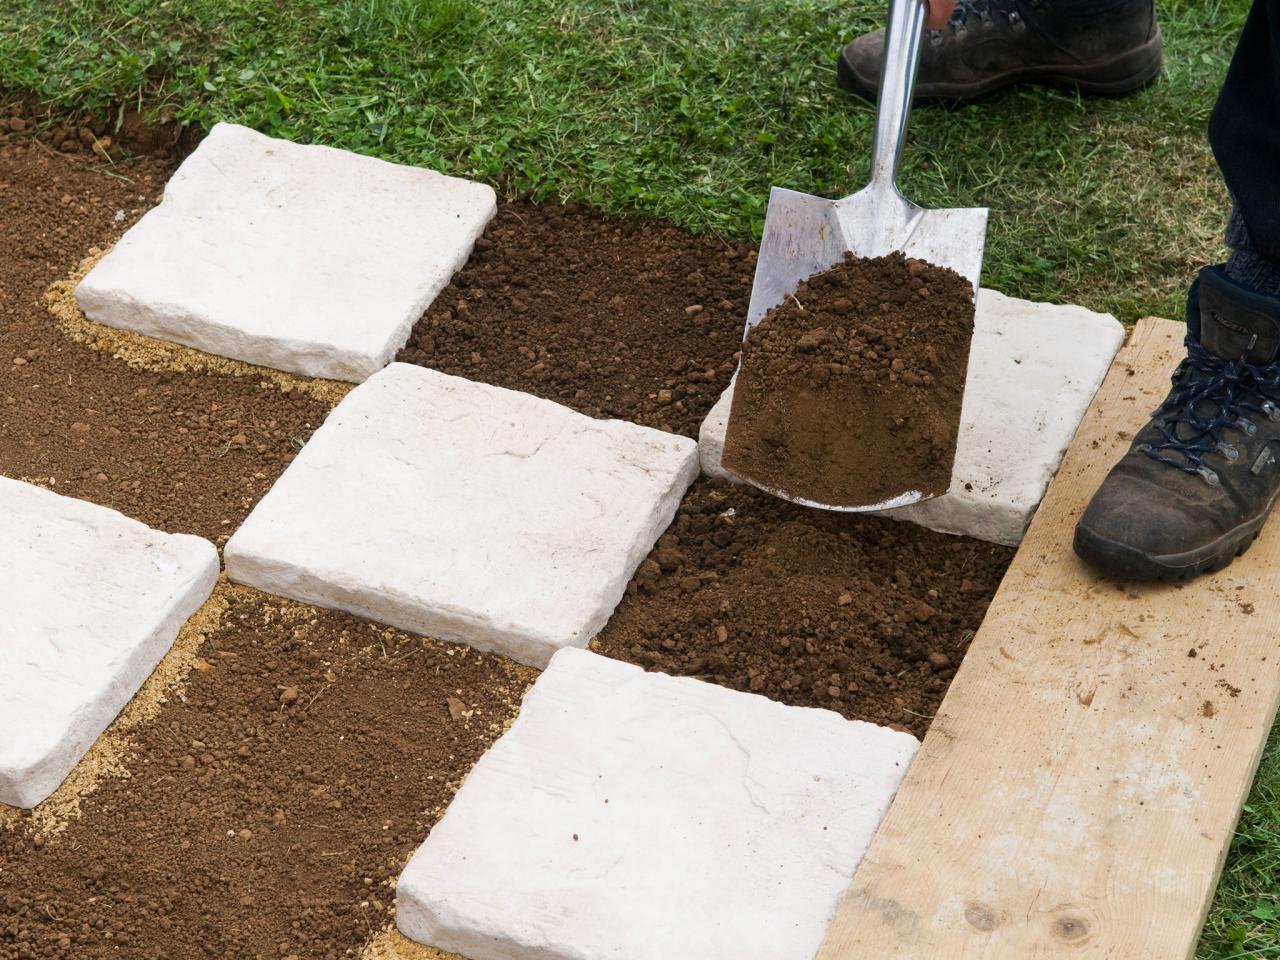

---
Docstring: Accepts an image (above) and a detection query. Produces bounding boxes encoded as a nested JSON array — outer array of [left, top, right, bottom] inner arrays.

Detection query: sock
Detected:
[[1225, 206, 1280, 296]]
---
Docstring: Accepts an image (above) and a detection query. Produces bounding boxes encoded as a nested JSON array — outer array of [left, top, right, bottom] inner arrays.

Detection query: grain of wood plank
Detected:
[[818, 317, 1280, 960]]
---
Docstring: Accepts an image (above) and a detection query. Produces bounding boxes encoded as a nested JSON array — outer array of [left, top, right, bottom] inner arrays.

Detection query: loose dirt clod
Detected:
[[722, 252, 975, 506], [594, 479, 1012, 738]]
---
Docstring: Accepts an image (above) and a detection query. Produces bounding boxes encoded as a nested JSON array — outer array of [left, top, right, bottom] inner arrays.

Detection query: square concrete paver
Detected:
[[0, 478, 218, 809], [224, 364, 699, 668], [700, 289, 1125, 546], [76, 122, 496, 382], [396, 648, 919, 960]]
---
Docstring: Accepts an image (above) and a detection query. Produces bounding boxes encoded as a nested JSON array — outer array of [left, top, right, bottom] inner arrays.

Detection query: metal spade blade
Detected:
[[727, 0, 989, 512]]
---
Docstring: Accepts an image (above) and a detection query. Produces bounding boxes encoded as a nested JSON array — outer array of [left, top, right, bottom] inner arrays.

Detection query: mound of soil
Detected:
[[397, 199, 754, 437], [595, 479, 1012, 737], [0, 587, 534, 960], [722, 252, 974, 507]]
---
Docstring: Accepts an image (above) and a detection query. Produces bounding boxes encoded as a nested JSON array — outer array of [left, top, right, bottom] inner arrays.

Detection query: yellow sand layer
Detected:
[[0, 577, 243, 835], [363, 927, 465, 960], [44, 248, 353, 406]]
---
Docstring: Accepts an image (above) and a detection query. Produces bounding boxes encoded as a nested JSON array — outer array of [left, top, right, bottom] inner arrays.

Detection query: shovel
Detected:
[[726, 0, 988, 512]]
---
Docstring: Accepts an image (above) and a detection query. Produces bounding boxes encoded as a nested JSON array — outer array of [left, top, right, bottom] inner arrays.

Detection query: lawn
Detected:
[[1, 0, 1276, 954]]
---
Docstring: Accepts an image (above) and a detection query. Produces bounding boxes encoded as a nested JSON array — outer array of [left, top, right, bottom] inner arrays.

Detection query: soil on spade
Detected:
[[0, 103, 1012, 959], [722, 252, 975, 508]]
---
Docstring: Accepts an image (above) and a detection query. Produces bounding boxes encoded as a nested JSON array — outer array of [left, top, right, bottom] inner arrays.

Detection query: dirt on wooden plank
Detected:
[[722, 251, 974, 507]]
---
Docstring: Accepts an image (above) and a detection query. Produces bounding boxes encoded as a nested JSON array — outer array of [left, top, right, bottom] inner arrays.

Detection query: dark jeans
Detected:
[[1211, 0, 1280, 264]]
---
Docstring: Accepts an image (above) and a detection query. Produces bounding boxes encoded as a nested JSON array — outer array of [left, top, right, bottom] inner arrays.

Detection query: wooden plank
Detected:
[[818, 317, 1280, 960]]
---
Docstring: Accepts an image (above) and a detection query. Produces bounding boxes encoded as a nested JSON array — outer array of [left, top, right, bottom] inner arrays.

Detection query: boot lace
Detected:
[[1138, 335, 1280, 485], [932, 0, 1037, 40]]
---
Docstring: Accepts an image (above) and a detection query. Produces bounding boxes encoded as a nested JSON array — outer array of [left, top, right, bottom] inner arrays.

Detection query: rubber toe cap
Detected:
[[1074, 466, 1225, 578], [837, 31, 884, 98]]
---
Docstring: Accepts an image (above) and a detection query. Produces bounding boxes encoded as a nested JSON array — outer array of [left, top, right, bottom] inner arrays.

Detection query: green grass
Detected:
[[0, 0, 1277, 953], [0, 0, 1245, 322], [1204, 727, 1280, 958]]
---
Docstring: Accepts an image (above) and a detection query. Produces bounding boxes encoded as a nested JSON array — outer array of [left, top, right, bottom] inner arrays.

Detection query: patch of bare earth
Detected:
[[0, 105, 1012, 958]]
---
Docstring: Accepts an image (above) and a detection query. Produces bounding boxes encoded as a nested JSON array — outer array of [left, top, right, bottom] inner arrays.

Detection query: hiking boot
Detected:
[[838, 0, 1162, 103], [1074, 267, 1280, 581]]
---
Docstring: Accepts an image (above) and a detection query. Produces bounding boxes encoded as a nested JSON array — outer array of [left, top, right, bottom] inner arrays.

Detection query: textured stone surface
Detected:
[[701, 289, 1125, 545], [225, 364, 699, 668], [397, 648, 918, 960], [698, 372, 736, 481], [0, 478, 218, 809], [76, 122, 496, 382]]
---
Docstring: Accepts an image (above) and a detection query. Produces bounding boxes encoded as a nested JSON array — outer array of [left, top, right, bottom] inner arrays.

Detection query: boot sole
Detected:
[[838, 27, 1163, 104], [1073, 495, 1276, 583]]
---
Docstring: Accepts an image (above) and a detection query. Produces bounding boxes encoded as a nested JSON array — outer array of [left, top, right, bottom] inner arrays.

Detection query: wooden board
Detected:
[[818, 318, 1280, 960]]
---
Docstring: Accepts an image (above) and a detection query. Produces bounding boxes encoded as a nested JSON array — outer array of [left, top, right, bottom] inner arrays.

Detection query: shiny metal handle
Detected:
[[867, 0, 928, 193]]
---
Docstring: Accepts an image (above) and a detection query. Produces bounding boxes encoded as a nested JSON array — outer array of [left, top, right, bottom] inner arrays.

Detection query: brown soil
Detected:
[[0, 109, 334, 548], [397, 199, 755, 437], [0, 585, 533, 960], [594, 479, 1012, 738], [0, 102, 526, 960], [722, 252, 975, 507], [0, 95, 192, 163], [0, 102, 1014, 958]]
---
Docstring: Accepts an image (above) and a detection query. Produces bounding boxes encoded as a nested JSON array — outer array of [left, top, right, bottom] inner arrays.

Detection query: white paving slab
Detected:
[[76, 122, 496, 382], [224, 364, 699, 668], [397, 648, 918, 960], [0, 478, 218, 809], [701, 289, 1125, 546]]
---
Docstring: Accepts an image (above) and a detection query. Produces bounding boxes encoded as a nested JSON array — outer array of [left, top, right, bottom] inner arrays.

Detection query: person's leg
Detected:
[[1074, 0, 1280, 580], [1213, 0, 1280, 287], [838, 0, 1161, 103], [1224, 207, 1280, 296]]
